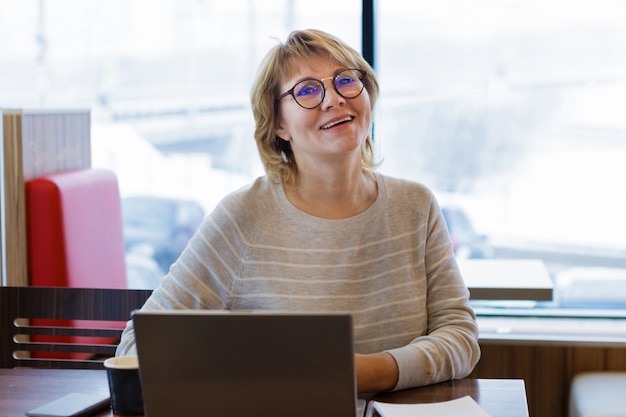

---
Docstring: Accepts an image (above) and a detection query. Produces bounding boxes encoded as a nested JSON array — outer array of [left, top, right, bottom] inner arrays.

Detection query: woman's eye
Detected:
[[296, 83, 321, 97], [337, 77, 354, 86], [336, 76, 354, 87]]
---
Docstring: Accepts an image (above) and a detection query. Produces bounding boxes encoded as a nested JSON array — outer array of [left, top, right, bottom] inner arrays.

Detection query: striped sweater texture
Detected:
[[117, 172, 480, 390]]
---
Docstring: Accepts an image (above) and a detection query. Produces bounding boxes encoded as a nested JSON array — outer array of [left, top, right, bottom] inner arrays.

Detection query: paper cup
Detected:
[[104, 356, 144, 417]]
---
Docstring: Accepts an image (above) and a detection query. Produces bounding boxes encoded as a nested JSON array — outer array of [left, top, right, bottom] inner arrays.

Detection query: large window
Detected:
[[1, 0, 360, 287], [2, 1, 626, 311], [377, 0, 626, 311]]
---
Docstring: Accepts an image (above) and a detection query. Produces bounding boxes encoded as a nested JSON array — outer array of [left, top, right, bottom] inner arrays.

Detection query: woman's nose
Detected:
[[320, 84, 346, 110]]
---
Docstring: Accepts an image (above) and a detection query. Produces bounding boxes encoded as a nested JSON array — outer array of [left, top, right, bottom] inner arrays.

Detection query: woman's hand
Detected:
[[355, 352, 399, 393]]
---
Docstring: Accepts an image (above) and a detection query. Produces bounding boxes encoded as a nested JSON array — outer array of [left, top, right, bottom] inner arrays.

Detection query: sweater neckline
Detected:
[[274, 171, 385, 223]]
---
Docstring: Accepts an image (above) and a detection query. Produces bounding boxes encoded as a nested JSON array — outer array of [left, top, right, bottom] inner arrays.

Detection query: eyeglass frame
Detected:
[[275, 68, 367, 109]]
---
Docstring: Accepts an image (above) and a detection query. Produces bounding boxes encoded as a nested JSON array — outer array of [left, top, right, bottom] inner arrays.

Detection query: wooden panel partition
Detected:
[[1, 109, 91, 286], [470, 340, 626, 417], [1, 111, 27, 287], [0, 286, 152, 369]]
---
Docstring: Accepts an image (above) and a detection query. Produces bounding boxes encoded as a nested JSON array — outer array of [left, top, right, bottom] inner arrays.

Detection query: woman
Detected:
[[117, 29, 480, 393]]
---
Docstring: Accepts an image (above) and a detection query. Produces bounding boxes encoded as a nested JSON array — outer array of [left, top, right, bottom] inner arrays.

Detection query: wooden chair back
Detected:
[[0, 286, 152, 369]]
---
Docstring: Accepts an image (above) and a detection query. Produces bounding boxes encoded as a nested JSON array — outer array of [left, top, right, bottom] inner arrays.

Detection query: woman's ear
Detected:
[[276, 125, 291, 142]]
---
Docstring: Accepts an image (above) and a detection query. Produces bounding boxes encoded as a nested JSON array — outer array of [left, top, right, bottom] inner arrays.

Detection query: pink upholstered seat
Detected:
[[26, 168, 127, 289], [25, 168, 128, 360]]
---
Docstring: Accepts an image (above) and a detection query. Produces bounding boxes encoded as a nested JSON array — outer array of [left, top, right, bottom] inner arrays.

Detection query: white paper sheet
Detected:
[[368, 395, 491, 417]]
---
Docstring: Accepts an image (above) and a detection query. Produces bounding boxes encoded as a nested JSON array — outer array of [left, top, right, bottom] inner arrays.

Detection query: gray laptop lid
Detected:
[[133, 310, 359, 417]]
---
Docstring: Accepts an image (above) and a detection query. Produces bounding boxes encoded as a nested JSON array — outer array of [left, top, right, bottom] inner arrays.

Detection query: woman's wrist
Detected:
[[355, 352, 399, 393]]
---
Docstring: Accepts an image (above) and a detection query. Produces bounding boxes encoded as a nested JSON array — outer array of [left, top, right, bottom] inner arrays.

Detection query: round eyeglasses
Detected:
[[276, 68, 366, 109]]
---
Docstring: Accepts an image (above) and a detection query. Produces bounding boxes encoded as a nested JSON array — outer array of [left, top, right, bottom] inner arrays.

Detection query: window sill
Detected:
[[476, 306, 626, 346]]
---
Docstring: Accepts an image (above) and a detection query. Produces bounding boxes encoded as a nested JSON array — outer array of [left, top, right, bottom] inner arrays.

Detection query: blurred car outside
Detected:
[[554, 266, 626, 309], [122, 195, 205, 273], [125, 246, 165, 289], [441, 206, 493, 259]]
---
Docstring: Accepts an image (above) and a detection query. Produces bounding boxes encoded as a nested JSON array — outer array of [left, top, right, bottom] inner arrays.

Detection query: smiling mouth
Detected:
[[321, 116, 353, 130]]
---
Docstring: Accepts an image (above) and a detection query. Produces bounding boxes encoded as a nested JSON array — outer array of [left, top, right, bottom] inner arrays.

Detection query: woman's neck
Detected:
[[283, 168, 378, 219]]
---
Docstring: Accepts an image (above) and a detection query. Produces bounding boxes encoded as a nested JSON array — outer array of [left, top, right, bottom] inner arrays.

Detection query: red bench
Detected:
[[25, 168, 128, 360]]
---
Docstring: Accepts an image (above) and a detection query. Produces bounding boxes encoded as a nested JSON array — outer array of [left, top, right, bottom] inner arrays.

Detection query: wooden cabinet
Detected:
[[470, 340, 626, 417]]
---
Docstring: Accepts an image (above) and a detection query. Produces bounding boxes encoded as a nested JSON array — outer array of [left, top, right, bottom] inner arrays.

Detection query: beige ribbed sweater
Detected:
[[117, 172, 480, 390]]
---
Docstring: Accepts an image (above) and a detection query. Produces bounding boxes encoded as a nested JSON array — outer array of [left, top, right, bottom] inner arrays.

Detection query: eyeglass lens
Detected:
[[293, 69, 364, 109]]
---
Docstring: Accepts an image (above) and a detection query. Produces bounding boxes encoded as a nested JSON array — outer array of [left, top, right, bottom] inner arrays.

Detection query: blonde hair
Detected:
[[250, 29, 380, 184]]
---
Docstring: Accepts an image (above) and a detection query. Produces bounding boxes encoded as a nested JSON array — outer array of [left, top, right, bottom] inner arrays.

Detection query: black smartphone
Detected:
[[25, 392, 111, 417]]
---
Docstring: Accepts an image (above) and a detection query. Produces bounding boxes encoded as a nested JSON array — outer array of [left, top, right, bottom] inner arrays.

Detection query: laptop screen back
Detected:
[[133, 310, 358, 417]]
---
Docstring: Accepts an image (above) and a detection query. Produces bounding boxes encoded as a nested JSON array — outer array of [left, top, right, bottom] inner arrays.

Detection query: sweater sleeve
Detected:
[[116, 188, 252, 356], [384, 196, 481, 390]]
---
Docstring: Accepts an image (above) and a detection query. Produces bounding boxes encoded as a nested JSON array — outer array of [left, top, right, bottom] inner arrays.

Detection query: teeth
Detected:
[[321, 116, 352, 129]]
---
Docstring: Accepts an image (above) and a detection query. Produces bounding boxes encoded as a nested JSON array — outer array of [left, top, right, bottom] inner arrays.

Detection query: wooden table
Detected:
[[368, 378, 529, 417], [458, 258, 553, 301], [0, 369, 528, 417], [0, 369, 111, 417]]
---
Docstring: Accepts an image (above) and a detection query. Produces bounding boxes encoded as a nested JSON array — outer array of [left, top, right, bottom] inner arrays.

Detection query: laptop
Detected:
[[132, 310, 365, 417]]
